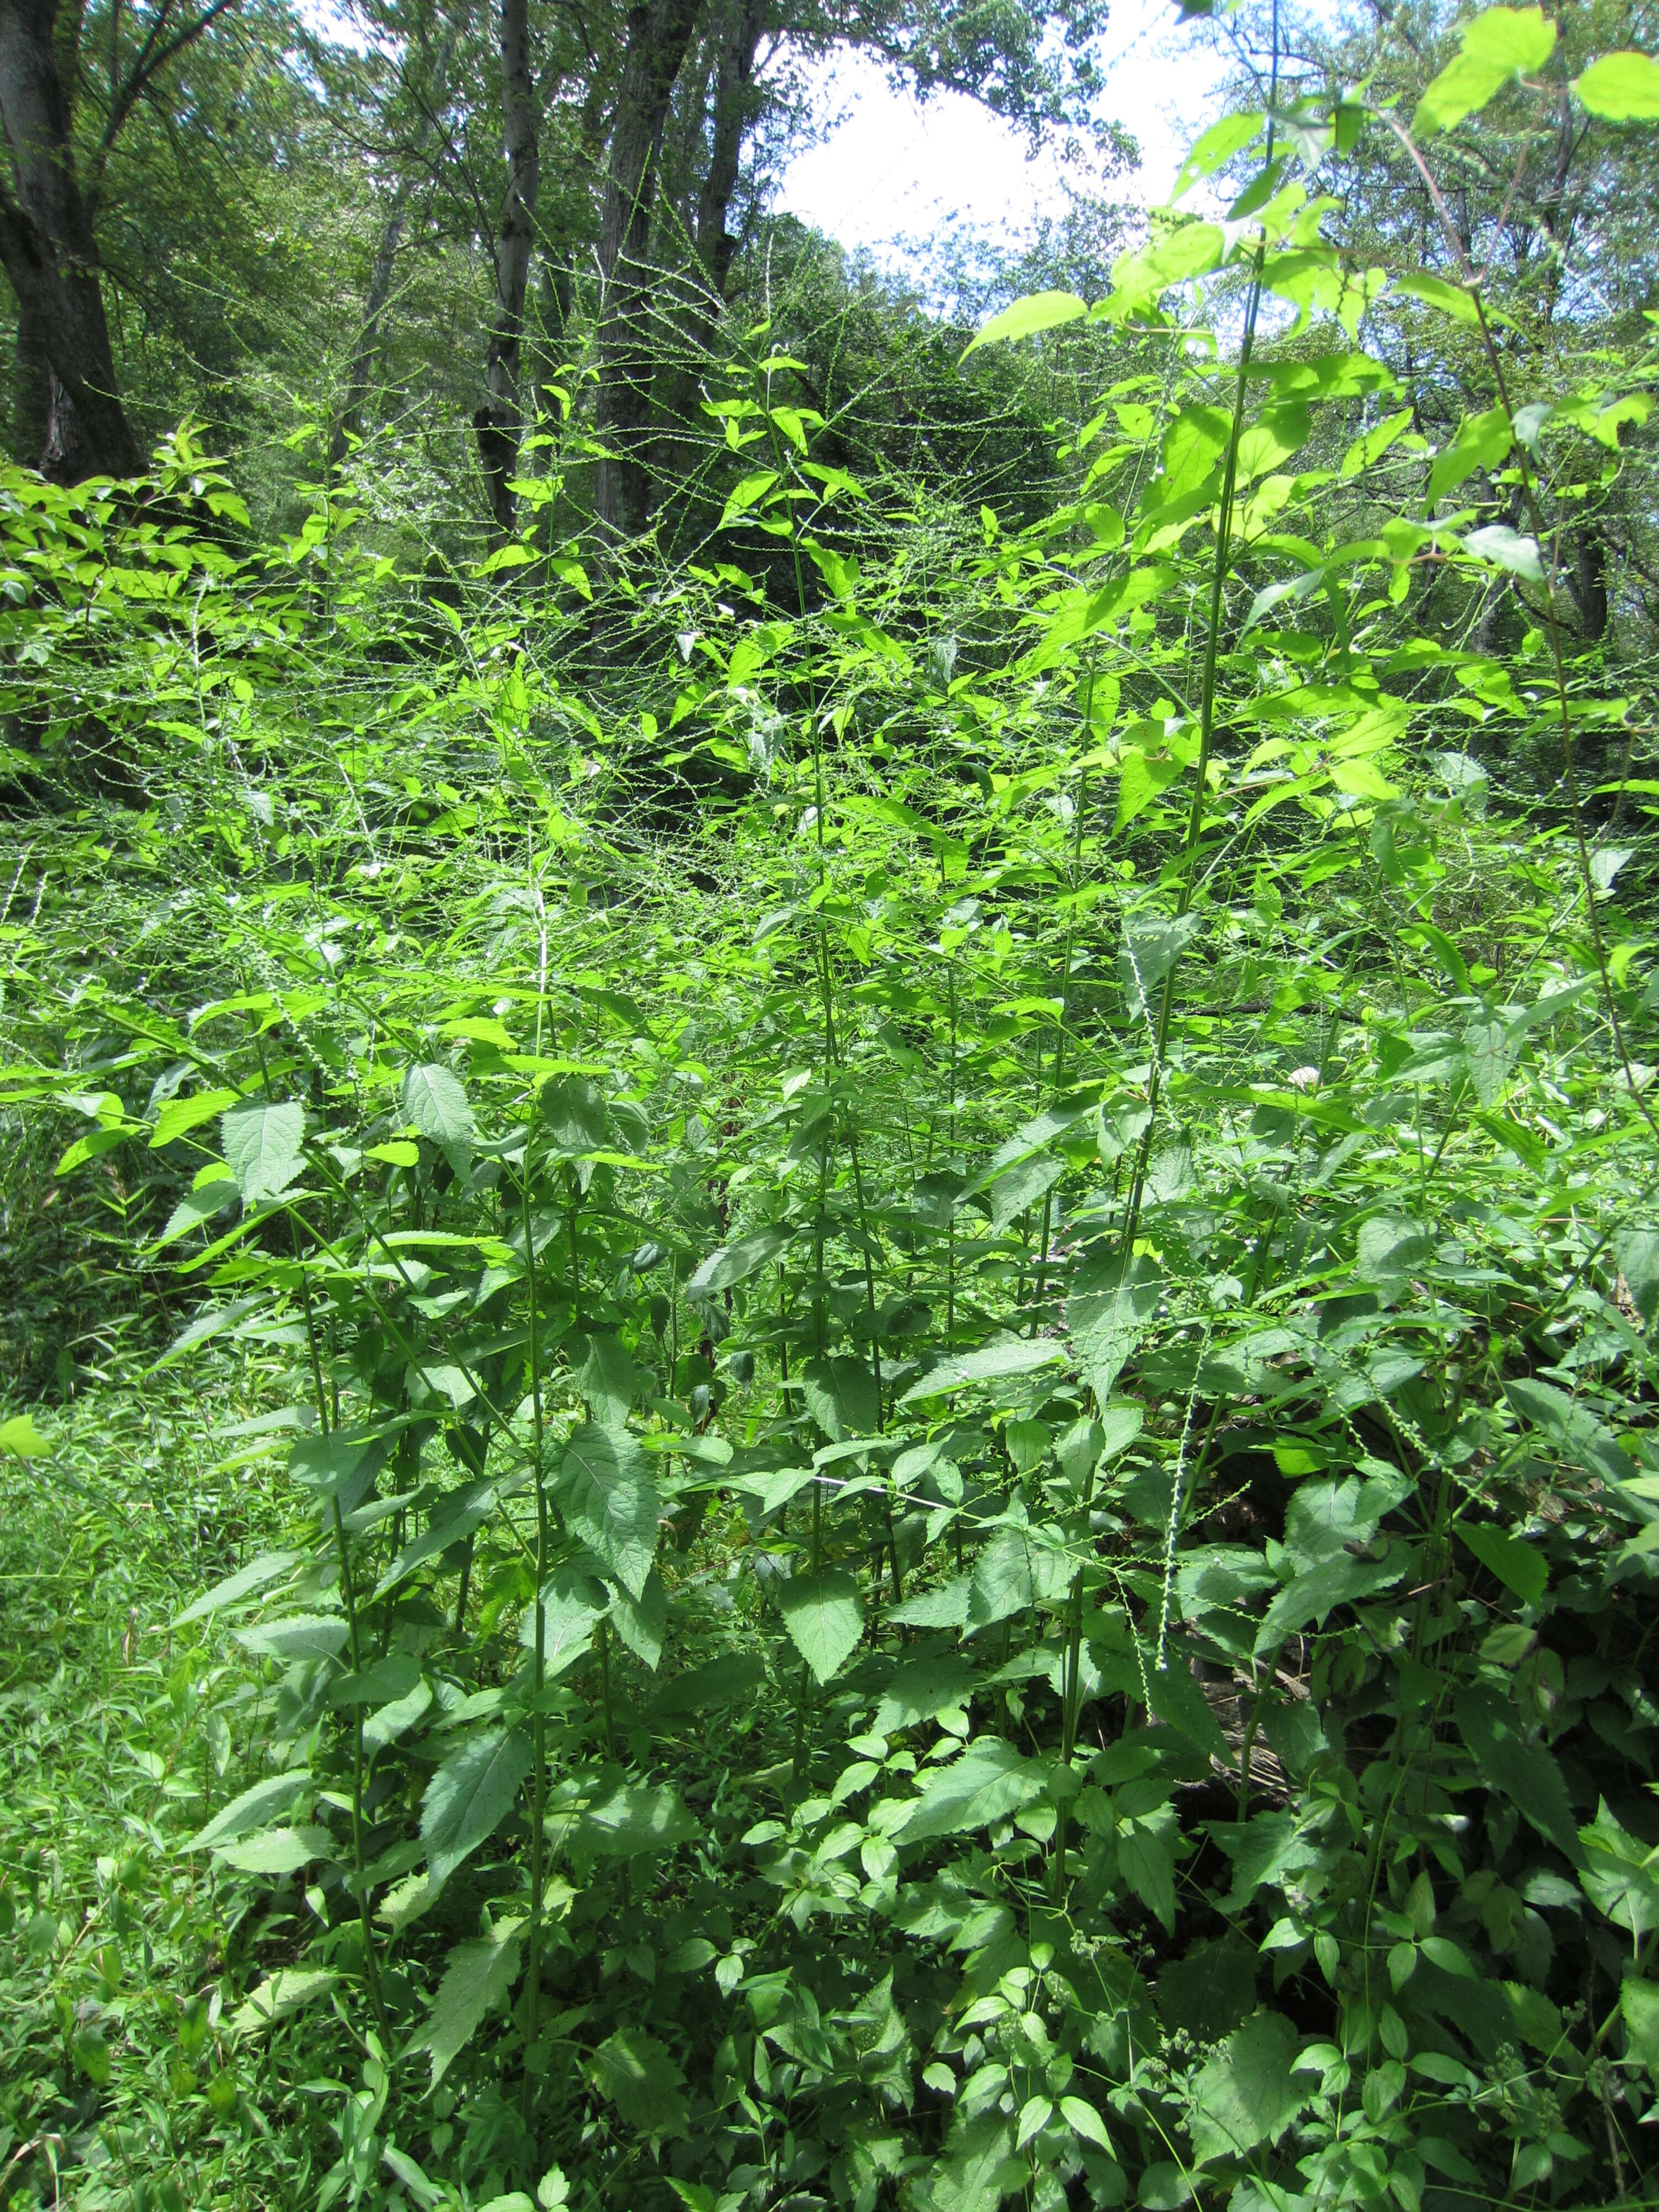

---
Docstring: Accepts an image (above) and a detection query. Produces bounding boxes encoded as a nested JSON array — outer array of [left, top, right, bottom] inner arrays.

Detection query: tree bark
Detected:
[[593, 0, 707, 543], [0, 0, 139, 481], [694, 0, 765, 301], [331, 27, 455, 470], [1576, 525, 1609, 643], [474, 0, 540, 542]]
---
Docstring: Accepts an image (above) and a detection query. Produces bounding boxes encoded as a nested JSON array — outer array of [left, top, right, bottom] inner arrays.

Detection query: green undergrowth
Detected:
[[4, 27, 1659, 2212]]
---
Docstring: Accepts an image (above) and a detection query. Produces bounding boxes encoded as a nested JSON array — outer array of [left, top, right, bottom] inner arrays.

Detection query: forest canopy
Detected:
[[1, 4, 1658, 2212]]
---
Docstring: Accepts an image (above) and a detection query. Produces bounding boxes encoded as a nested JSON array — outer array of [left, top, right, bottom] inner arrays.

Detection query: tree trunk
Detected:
[[332, 28, 455, 469], [695, 0, 765, 302], [593, 0, 707, 543], [1576, 525, 1609, 643], [0, 0, 138, 481], [474, 0, 540, 542]]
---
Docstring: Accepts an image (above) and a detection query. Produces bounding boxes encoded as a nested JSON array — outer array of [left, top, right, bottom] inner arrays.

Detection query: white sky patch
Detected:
[[770, 0, 1233, 257]]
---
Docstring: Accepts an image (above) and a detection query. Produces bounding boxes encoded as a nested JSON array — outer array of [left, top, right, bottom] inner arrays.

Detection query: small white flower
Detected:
[[1287, 1065, 1321, 1091]]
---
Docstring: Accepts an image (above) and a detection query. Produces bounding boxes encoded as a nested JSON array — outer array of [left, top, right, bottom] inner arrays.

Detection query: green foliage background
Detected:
[[3, 15, 1659, 2212]]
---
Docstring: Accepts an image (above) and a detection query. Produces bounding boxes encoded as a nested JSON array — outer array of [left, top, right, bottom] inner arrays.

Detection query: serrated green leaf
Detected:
[[1188, 2010, 1304, 2163], [221, 1098, 306, 1202], [590, 2027, 690, 2137], [403, 1062, 474, 1179], [229, 1968, 338, 2037], [406, 1915, 524, 2086], [421, 1725, 532, 1886], [184, 1770, 312, 1851], [777, 1567, 863, 1682], [802, 1353, 880, 1438], [1416, 6, 1556, 134], [558, 1424, 659, 1599]]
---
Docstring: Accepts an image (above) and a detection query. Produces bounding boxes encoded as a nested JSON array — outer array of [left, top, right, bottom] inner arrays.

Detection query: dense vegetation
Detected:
[[3, 3, 1659, 2210]]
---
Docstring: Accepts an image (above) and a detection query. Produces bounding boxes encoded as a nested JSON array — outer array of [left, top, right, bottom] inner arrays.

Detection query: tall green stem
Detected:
[[300, 1268, 390, 2048], [521, 1151, 551, 2124], [1120, 75, 1280, 1262]]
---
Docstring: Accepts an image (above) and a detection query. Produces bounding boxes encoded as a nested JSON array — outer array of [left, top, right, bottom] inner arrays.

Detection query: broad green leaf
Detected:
[[1463, 523, 1543, 582], [778, 1567, 864, 1682], [1456, 1687, 1583, 1864], [1112, 223, 1225, 305], [403, 1062, 474, 1179], [607, 1566, 668, 1671], [185, 1770, 312, 1851], [928, 2114, 1024, 2212], [962, 290, 1086, 358], [1147, 1660, 1229, 1762], [420, 1724, 533, 1886], [153, 1181, 239, 1249], [1621, 1979, 1659, 2081], [236, 1613, 351, 1664], [213, 1825, 336, 1875], [590, 2027, 691, 2138], [0, 1413, 51, 1458], [148, 1292, 263, 1371], [229, 1968, 338, 2038], [373, 1479, 495, 1597], [1415, 6, 1556, 134], [802, 1353, 879, 1439], [719, 470, 780, 525], [363, 1678, 434, 1754], [561, 1777, 698, 1858], [1118, 910, 1200, 1022], [1577, 50, 1659, 119], [1188, 2011, 1304, 2163], [573, 1332, 653, 1432], [1067, 1252, 1161, 1404], [687, 1225, 791, 1295], [558, 1424, 659, 1599], [151, 1087, 238, 1147], [650, 1651, 769, 1717], [539, 1075, 609, 1154], [967, 1528, 1068, 1634], [221, 1098, 306, 1202], [1458, 1522, 1546, 1607], [891, 1739, 1042, 1842], [1463, 1018, 1513, 1105], [406, 1914, 524, 2087], [1168, 111, 1265, 201], [175, 1548, 304, 1626], [519, 1566, 607, 1675], [900, 1335, 1065, 1405], [331, 1653, 422, 1707], [1579, 1801, 1659, 1937], [1119, 1818, 1177, 1930]]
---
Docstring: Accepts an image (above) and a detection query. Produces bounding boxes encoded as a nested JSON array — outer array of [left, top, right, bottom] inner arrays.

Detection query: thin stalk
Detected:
[[1031, 742, 1093, 1327], [521, 1151, 551, 2123], [300, 1270, 391, 2048], [1120, 70, 1281, 1262], [946, 963, 958, 1337]]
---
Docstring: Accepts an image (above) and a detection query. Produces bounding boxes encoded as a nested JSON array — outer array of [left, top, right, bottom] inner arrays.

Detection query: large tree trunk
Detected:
[[1576, 525, 1609, 643], [474, 0, 540, 542], [593, 0, 707, 544], [0, 0, 138, 481], [331, 28, 455, 470], [695, 0, 765, 302]]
